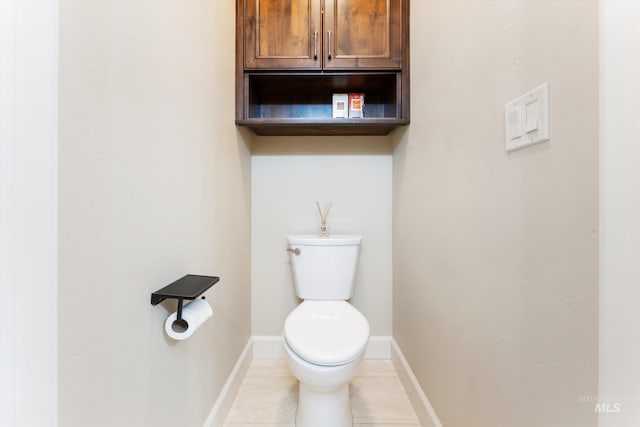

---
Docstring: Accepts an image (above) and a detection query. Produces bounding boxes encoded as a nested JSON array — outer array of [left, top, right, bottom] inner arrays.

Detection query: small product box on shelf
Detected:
[[348, 93, 365, 118], [332, 94, 349, 118]]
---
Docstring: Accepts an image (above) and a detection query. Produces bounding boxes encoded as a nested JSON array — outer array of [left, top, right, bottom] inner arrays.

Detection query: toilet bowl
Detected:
[[283, 300, 369, 427]]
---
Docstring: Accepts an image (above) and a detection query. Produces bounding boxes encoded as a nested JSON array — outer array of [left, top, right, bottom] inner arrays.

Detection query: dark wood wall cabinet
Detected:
[[236, 0, 409, 136]]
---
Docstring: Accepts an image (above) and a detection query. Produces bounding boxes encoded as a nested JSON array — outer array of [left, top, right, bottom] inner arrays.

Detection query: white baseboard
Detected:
[[203, 338, 253, 427], [364, 336, 392, 359], [252, 335, 285, 359], [391, 339, 442, 427], [252, 335, 393, 360]]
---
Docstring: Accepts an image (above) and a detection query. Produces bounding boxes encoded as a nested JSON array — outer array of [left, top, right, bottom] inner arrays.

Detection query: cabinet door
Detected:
[[245, 0, 322, 69], [323, 0, 402, 69]]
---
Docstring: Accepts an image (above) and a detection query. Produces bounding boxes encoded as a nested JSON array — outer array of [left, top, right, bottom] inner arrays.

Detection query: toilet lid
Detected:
[[284, 301, 370, 366]]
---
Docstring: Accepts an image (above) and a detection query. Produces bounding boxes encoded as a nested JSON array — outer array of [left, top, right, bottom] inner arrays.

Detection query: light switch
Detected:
[[508, 107, 523, 140], [525, 101, 539, 133], [504, 82, 550, 151]]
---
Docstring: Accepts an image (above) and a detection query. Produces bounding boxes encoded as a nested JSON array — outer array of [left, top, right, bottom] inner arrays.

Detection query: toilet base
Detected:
[[296, 382, 352, 427]]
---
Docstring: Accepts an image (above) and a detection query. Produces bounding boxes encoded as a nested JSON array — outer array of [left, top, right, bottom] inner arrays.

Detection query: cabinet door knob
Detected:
[[327, 31, 332, 60], [313, 31, 318, 60]]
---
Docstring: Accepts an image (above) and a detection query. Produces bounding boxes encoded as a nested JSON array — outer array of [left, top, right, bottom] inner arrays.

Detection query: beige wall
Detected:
[[392, 1, 599, 427], [251, 138, 393, 336], [58, 1, 252, 426]]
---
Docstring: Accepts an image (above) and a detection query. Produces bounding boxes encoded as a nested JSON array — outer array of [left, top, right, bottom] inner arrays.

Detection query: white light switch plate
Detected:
[[504, 82, 550, 151]]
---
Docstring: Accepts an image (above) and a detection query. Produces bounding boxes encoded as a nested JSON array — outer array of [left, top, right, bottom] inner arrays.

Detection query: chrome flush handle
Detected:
[[287, 247, 301, 256]]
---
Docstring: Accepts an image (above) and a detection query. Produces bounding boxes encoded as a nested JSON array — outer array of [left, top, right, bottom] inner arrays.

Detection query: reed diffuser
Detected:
[[316, 201, 332, 237]]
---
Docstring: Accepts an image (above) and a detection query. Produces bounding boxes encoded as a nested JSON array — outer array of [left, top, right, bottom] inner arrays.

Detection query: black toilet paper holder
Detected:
[[151, 274, 220, 322]]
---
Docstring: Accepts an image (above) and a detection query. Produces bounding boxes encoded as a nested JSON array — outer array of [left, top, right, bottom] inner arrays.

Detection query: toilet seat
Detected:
[[284, 300, 369, 366]]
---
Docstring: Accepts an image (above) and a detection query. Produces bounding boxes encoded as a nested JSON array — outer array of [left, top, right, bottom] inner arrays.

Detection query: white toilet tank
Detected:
[[287, 235, 362, 300]]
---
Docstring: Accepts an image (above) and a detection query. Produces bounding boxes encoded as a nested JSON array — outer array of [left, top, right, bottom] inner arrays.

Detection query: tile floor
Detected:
[[224, 359, 421, 426]]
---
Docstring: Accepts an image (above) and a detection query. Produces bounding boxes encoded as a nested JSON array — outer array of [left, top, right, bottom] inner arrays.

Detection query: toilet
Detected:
[[283, 234, 370, 427]]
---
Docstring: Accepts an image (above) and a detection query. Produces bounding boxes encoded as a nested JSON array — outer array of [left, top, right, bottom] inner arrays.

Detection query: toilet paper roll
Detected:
[[164, 298, 213, 340]]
